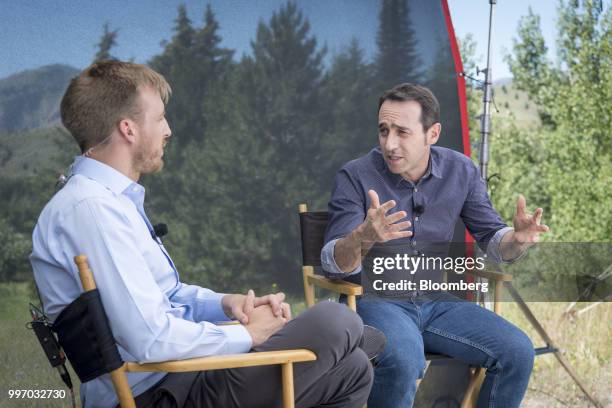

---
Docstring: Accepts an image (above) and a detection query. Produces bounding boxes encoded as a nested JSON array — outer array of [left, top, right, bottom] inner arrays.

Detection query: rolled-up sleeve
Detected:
[[321, 238, 363, 278], [486, 226, 527, 264], [322, 168, 367, 277]]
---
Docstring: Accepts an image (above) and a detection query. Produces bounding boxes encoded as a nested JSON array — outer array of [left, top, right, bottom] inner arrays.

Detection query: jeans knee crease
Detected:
[[424, 327, 495, 358]]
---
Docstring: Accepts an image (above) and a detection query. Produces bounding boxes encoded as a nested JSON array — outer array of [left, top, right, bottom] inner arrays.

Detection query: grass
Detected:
[[0, 282, 79, 408], [1, 282, 609, 407], [502, 301, 611, 407]]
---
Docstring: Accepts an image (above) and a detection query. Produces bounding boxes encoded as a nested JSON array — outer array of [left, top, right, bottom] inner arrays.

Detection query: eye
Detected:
[[399, 129, 412, 137], [379, 127, 389, 137]]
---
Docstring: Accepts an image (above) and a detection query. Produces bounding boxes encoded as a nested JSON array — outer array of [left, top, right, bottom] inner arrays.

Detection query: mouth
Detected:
[[386, 154, 403, 163]]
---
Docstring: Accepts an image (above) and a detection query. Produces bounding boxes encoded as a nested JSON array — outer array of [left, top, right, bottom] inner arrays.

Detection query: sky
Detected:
[[0, 0, 559, 81]]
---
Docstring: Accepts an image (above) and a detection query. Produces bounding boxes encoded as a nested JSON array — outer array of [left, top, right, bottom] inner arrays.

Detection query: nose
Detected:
[[384, 130, 399, 151], [164, 119, 172, 138]]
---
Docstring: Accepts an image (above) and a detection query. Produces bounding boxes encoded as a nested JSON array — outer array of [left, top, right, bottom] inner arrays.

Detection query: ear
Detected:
[[426, 123, 441, 146], [117, 118, 138, 144]]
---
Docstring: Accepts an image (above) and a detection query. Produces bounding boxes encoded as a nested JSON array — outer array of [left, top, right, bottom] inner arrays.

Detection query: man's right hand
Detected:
[[244, 304, 287, 347], [358, 190, 412, 242], [333, 189, 412, 273]]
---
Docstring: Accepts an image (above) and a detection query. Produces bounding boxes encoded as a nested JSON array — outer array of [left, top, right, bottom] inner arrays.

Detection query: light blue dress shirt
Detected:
[[30, 157, 252, 408]]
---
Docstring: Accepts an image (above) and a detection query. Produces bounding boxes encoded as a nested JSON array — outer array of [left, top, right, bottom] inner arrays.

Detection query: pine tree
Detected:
[[375, 0, 423, 89], [319, 39, 378, 179], [221, 1, 329, 291], [149, 5, 197, 149], [149, 4, 233, 149], [93, 23, 118, 62]]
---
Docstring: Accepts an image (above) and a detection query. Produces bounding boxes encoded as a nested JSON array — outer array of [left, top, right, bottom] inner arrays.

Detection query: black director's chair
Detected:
[[297, 203, 513, 408]]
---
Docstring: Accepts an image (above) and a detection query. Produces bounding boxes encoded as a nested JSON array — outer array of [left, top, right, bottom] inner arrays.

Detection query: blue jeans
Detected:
[[356, 293, 534, 408]]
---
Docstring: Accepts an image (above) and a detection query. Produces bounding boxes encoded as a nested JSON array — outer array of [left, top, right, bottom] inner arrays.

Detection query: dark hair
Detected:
[[60, 60, 171, 153], [378, 83, 440, 132]]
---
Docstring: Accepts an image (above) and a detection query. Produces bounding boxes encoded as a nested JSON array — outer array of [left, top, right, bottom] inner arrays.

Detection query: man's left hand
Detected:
[[512, 194, 550, 245], [222, 290, 291, 324]]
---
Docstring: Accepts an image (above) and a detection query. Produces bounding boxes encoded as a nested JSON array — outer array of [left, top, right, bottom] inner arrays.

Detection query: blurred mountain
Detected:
[[0, 64, 79, 133]]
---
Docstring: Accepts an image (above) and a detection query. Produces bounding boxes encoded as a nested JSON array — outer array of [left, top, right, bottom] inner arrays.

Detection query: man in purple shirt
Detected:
[[321, 83, 549, 408]]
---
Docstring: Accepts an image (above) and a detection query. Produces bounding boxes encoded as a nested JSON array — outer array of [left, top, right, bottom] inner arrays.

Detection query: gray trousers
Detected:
[[135, 301, 373, 408]]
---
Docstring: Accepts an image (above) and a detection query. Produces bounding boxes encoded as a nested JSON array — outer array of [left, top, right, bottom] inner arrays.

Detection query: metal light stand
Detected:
[[474, 1, 602, 406]]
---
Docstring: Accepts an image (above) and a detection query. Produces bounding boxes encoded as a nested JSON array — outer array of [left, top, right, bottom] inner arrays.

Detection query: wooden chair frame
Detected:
[[298, 203, 512, 408], [74, 255, 316, 408]]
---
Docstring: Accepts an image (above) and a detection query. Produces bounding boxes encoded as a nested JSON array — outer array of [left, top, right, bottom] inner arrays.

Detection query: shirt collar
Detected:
[[373, 146, 442, 187], [71, 156, 143, 197], [430, 147, 442, 179]]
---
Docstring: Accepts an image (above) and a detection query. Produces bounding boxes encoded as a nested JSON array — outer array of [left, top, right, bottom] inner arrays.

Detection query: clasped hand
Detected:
[[222, 290, 291, 346]]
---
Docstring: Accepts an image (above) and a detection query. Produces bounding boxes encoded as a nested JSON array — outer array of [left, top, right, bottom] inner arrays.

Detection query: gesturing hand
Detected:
[[512, 194, 550, 244], [359, 189, 412, 243]]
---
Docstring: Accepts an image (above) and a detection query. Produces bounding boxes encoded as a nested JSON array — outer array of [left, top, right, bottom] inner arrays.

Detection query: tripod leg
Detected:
[[503, 282, 602, 408]]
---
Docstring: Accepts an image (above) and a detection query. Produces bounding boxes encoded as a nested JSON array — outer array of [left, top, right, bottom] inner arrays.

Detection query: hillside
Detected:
[[492, 79, 541, 127], [0, 64, 79, 133], [0, 127, 77, 176]]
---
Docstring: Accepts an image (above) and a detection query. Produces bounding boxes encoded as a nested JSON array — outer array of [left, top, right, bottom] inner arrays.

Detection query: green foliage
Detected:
[[501, 0, 611, 242], [457, 34, 482, 153], [148, 2, 332, 292], [143, 3, 382, 293], [0, 219, 31, 281], [3, 1, 609, 293]]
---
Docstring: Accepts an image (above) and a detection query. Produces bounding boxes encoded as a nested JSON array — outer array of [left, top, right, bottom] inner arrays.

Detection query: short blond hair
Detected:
[[60, 60, 171, 153]]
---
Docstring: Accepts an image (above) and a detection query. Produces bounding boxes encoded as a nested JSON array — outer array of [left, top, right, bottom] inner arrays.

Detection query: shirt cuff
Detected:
[[202, 292, 231, 323], [487, 227, 526, 264], [321, 238, 362, 278], [218, 324, 253, 354]]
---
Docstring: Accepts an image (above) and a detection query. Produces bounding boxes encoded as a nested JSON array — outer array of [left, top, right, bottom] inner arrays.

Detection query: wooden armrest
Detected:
[[463, 269, 512, 282], [125, 349, 316, 373], [306, 274, 363, 296]]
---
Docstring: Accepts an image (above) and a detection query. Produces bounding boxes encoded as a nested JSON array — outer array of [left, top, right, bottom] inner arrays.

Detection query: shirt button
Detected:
[[414, 188, 418, 192], [411, 241, 417, 247], [415, 216, 419, 222]]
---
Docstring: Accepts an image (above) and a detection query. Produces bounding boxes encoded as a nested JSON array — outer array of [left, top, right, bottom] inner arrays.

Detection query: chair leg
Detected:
[[415, 360, 431, 388], [302, 267, 316, 308], [347, 295, 356, 312], [282, 362, 295, 408], [460, 367, 484, 408], [110, 364, 136, 408]]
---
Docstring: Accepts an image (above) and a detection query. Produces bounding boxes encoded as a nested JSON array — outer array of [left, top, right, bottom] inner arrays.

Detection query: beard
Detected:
[[134, 141, 164, 175]]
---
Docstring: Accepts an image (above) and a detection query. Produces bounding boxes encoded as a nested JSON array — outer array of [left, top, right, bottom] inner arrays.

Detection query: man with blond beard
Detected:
[[31, 60, 380, 408]]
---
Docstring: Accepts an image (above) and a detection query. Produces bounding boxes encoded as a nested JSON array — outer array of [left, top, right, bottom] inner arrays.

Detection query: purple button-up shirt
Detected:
[[321, 146, 512, 279]]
